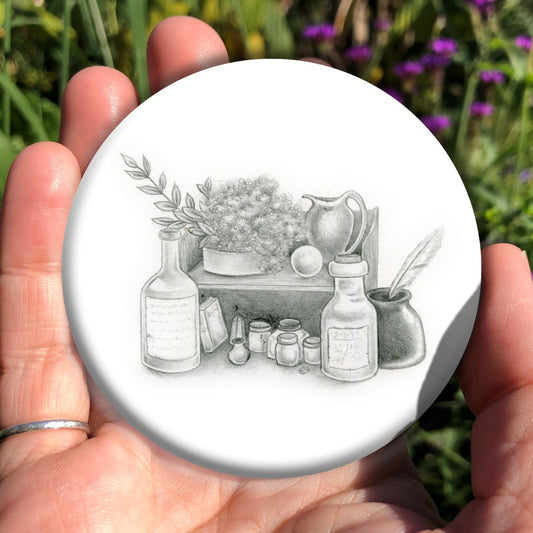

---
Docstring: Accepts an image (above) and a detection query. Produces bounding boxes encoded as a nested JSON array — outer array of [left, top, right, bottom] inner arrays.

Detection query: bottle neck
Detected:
[[161, 239, 181, 274], [334, 276, 366, 297]]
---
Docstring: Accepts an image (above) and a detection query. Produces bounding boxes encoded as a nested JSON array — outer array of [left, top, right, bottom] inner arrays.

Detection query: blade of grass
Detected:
[[126, 0, 149, 102], [78, 0, 99, 53], [363, 0, 427, 80], [59, 0, 74, 103], [334, 0, 355, 32], [264, 0, 294, 57], [516, 46, 533, 175], [454, 68, 478, 164], [494, 77, 517, 147], [0, 72, 48, 141], [230, 0, 250, 56], [416, 427, 471, 469], [2, 0, 13, 137], [87, 0, 114, 68], [11, 16, 48, 28], [0, 128, 17, 199]]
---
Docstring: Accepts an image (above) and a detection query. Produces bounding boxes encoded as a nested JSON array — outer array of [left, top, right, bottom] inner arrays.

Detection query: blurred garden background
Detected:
[[1, 0, 532, 522]]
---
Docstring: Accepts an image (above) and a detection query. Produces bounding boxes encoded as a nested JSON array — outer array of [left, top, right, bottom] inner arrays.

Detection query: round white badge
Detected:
[[63, 59, 481, 477]]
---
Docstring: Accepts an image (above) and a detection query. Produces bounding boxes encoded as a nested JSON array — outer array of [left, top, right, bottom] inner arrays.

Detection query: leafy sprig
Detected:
[[122, 153, 215, 246], [122, 154, 305, 273]]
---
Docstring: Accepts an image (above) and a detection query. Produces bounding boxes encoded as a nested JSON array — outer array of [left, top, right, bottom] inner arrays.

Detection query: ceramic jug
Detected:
[[302, 191, 368, 262]]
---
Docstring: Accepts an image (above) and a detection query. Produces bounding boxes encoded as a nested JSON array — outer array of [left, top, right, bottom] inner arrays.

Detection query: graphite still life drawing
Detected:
[[123, 153, 444, 382]]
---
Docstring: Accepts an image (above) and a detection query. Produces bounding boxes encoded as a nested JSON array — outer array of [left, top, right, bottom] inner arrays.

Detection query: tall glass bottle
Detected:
[[141, 228, 200, 372], [321, 254, 378, 382]]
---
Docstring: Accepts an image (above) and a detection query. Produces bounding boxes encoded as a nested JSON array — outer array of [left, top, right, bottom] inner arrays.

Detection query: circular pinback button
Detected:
[[62, 59, 481, 477]]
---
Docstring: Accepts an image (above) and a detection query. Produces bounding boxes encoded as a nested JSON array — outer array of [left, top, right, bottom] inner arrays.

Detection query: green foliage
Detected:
[[127, 0, 149, 101], [406, 377, 474, 522], [297, 0, 533, 256]]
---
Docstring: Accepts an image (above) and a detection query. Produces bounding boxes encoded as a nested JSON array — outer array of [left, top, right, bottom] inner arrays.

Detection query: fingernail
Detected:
[[522, 250, 532, 277]]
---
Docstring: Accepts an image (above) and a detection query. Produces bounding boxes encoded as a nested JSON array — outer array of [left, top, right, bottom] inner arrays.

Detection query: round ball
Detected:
[[290, 245, 324, 278]]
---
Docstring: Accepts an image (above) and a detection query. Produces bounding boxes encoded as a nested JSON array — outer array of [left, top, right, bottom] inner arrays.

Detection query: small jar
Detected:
[[228, 338, 250, 365], [267, 318, 308, 361], [275, 333, 300, 367], [303, 336, 321, 365], [248, 320, 272, 356]]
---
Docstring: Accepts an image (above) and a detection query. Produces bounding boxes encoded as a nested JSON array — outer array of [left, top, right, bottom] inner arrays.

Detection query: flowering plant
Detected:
[[298, 1, 532, 256], [123, 154, 305, 273], [196, 177, 305, 270]]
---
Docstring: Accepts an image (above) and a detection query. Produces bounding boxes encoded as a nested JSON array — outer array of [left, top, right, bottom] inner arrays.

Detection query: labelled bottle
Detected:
[[321, 254, 378, 382], [141, 228, 200, 372]]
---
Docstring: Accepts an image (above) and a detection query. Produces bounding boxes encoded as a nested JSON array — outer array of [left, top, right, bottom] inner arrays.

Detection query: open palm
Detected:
[[1, 17, 532, 532]]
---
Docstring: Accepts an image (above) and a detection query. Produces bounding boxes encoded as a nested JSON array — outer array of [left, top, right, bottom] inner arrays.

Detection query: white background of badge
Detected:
[[63, 59, 480, 477]]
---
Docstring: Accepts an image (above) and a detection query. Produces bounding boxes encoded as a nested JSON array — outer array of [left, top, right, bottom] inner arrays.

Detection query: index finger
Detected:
[[456, 244, 533, 415]]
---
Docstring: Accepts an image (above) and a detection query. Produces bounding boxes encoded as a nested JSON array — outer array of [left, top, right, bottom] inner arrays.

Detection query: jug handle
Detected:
[[343, 190, 368, 254]]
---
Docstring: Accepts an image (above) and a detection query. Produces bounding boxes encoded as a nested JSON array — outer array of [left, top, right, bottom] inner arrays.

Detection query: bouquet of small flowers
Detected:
[[123, 155, 305, 273], [195, 176, 305, 273]]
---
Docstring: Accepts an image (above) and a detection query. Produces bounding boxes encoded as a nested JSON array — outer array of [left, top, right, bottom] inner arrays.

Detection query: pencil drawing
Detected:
[[123, 153, 443, 381]]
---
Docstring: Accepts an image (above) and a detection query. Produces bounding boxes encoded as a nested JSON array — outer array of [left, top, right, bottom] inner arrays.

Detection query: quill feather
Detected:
[[388, 228, 444, 299]]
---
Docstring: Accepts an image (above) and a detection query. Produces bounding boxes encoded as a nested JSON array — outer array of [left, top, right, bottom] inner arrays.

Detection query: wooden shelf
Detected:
[[189, 263, 334, 292], [180, 207, 379, 292]]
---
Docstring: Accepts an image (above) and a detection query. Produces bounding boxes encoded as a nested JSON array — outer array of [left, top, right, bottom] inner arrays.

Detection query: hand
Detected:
[[1, 16, 532, 532]]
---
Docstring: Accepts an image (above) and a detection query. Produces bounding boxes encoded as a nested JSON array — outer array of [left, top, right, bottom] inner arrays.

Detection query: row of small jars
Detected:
[[248, 318, 320, 367]]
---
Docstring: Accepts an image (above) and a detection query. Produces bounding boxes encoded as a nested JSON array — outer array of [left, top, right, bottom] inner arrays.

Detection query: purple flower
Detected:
[[479, 69, 505, 84], [515, 35, 532, 52], [470, 101, 494, 117], [381, 87, 404, 104], [393, 60, 423, 79], [421, 53, 451, 70], [302, 23, 337, 41], [345, 44, 372, 63], [467, 0, 496, 15], [421, 115, 452, 133], [430, 37, 458, 57], [374, 18, 391, 31], [519, 169, 531, 183]]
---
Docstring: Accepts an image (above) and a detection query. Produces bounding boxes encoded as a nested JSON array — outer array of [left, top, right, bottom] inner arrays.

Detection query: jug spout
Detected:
[[302, 193, 318, 206], [302, 194, 341, 208], [302, 189, 368, 261]]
